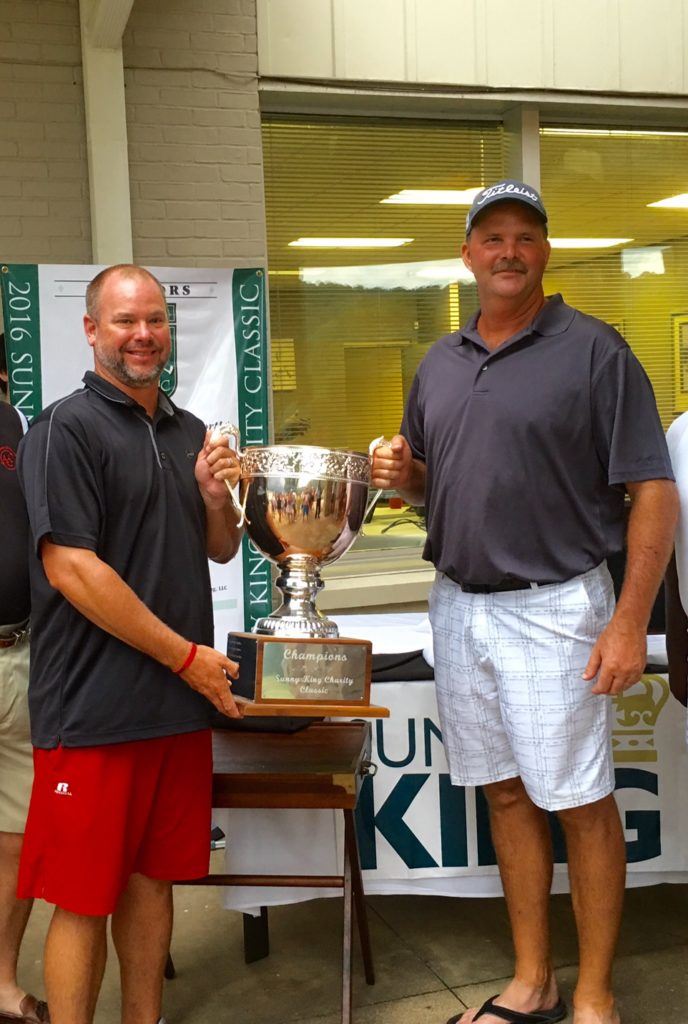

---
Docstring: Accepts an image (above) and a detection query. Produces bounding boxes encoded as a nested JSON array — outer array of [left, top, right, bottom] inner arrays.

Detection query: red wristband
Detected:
[[174, 642, 197, 675]]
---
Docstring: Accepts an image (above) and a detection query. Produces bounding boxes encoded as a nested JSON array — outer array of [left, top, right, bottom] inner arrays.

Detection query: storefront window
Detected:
[[540, 125, 688, 428], [262, 116, 505, 599]]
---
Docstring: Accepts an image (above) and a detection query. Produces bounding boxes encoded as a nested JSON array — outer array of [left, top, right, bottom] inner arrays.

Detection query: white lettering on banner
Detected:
[[247, 540, 269, 606]]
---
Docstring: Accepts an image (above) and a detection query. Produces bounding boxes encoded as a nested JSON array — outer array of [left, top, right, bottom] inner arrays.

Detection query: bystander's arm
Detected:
[[665, 550, 688, 706], [584, 478, 679, 695], [41, 541, 241, 717]]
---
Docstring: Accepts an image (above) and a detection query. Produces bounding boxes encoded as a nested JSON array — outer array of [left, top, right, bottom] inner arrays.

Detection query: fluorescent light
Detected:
[[550, 238, 632, 249], [288, 237, 413, 249], [381, 188, 482, 205], [300, 257, 475, 290], [648, 193, 688, 209], [542, 128, 688, 139]]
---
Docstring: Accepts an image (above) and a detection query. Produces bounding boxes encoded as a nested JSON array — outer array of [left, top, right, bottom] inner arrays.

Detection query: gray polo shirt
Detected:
[[401, 294, 673, 585]]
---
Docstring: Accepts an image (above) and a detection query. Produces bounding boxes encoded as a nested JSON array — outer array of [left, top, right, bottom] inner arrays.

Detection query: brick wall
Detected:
[[123, 0, 267, 269], [0, 0, 266, 275], [0, 0, 91, 265]]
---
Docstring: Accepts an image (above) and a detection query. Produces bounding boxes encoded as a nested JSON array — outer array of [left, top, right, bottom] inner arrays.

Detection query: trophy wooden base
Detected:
[[227, 631, 389, 719]]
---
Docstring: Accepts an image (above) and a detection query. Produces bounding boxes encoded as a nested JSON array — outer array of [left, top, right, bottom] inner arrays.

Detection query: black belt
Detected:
[[0, 620, 30, 649], [445, 575, 549, 594]]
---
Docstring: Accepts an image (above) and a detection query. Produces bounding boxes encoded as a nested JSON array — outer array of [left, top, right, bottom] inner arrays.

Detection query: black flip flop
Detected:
[[446, 994, 567, 1024]]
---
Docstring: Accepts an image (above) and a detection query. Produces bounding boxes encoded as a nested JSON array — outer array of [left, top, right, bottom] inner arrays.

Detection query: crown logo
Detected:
[[612, 674, 670, 763]]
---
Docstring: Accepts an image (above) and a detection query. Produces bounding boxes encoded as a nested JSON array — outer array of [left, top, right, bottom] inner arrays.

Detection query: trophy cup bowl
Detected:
[[239, 444, 371, 638]]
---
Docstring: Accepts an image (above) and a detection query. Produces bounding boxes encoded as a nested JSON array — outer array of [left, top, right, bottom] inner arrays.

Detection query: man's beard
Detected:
[[96, 346, 167, 388]]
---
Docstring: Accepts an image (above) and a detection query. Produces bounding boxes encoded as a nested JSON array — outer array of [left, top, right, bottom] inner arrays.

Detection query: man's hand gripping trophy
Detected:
[[370, 434, 414, 492]]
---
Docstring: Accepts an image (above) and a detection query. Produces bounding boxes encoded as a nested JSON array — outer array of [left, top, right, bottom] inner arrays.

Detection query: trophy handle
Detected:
[[209, 422, 250, 527]]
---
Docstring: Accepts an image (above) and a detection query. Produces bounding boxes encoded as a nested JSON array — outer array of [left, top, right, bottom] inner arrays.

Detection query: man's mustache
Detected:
[[492, 260, 527, 274]]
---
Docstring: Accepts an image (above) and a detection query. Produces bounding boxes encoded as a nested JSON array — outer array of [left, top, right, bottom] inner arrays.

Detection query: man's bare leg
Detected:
[[459, 777, 560, 1024], [0, 832, 33, 1015], [44, 907, 108, 1024], [112, 873, 172, 1024], [558, 794, 624, 1024]]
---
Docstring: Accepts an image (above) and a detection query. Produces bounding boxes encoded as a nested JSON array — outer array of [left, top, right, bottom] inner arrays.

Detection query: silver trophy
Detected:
[[214, 428, 389, 716], [233, 442, 373, 638]]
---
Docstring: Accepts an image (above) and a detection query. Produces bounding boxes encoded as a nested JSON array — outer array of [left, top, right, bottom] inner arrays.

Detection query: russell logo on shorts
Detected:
[[54, 782, 73, 796]]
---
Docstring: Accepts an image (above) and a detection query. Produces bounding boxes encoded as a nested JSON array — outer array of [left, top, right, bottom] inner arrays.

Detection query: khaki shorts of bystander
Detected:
[[0, 635, 33, 833]]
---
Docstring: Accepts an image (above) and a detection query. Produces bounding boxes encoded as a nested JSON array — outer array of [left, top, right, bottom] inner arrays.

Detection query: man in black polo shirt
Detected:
[[17, 266, 243, 1024], [0, 336, 49, 1023], [372, 181, 677, 1024]]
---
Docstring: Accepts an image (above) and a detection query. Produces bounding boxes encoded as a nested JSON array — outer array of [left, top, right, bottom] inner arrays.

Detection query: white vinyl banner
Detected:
[[0, 263, 272, 636], [220, 663, 688, 909]]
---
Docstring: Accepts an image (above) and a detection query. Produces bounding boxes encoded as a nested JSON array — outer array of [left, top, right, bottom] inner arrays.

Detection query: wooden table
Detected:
[[173, 721, 376, 1024]]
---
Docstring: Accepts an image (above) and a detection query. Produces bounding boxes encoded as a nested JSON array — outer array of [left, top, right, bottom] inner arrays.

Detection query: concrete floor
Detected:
[[15, 865, 688, 1024]]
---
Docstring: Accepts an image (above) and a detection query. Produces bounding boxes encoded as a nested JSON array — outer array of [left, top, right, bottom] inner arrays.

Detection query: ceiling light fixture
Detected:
[[380, 188, 482, 205], [647, 193, 688, 209], [549, 238, 632, 249], [288, 237, 413, 249], [541, 128, 688, 139]]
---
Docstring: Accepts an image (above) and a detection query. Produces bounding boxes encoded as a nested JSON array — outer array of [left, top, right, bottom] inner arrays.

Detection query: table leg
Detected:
[[341, 831, 353, 1024], [344, 810, 375, 985], [243, 907, 270, 964]]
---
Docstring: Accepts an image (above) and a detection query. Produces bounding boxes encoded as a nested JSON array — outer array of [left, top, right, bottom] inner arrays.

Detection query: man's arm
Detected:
[[195, 433, 243, 562], [583, 478, 679, 695], [665, 550, 688, 706], [371, 435, 427, 506], [41, 541, 242, 718]]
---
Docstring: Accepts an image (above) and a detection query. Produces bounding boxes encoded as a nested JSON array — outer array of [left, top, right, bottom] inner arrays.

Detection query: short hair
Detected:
[[85, 265, 167, 320]]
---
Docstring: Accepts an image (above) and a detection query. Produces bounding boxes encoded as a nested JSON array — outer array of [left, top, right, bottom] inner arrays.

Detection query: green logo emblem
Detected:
[[160, 302, 177, 398]]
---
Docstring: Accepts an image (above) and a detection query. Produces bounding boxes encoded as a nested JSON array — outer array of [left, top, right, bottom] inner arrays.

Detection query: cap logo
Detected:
[[476, 182, 540, 206]]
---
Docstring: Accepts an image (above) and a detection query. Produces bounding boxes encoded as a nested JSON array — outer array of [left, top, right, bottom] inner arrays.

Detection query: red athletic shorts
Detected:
[[17, 729, 212, 916]]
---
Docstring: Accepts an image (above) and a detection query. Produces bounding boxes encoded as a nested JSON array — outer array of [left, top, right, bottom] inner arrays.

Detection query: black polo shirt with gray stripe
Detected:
[[401, 294, 673, 586], [18, 371, 214, 748]]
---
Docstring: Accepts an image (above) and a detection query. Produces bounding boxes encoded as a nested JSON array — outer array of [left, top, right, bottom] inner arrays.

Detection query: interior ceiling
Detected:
[[262, 118, 688, 283]]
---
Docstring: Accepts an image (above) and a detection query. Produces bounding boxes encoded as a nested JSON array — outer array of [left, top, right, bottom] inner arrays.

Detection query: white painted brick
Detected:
[[131, 200, 167, 219], [22, 179, 83, 198], [220, 201, 263, 220], [195, 218, 248, 239], [131, 163, 221, 183], [0, 42, 41, 62], [127, 124, 165, 144], [129, 105, 195, 126], [122, 47, 162, 68], [0, 141, 18, 157], [166, 238, 224, 257], [12, 20, 79, 44], [39, 43, 82, 63], [0, 217, 21, 236], [193, 109, 247, 127], [0, 181, 22, 196], [0, 2, 37, 22], [38, 3, 80, 25], [132, 28, 191, 49], [221, 239, 265, 257], [5, 238, 54, 259], [212, 14, 255, 33], [158, 87, 219, 107], [165, 200, 222, 219], [0, 159, 48, 179], [15, 100, 79, 122]]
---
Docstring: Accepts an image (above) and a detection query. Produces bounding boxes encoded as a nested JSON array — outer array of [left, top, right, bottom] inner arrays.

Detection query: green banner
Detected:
[[233, 267, 272, 629], [0, 264, 42, 419]]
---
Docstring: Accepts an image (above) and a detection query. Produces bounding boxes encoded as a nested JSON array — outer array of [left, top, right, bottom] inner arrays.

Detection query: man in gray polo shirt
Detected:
[[372, 180, 677, 1024]]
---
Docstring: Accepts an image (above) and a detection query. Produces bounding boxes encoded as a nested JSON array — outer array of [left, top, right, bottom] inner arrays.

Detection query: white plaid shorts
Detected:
[[429, 563, 616, 811]]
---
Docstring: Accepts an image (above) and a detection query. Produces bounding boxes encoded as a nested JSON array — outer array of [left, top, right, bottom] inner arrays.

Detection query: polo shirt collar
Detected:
[[82, 371, 176, 418], [456, 293, 575, 348]]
